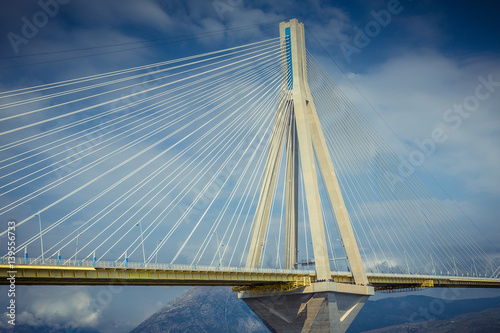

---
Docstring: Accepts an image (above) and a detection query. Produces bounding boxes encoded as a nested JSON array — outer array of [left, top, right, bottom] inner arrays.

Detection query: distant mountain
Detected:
[[130, 286, 268, 333], [131, 287, 500, 333], [364, 307, 500, 333], [348, 295, 500, 332]]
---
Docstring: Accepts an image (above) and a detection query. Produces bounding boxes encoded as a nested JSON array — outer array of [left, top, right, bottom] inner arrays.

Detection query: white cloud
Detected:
[[336, 52, 500, 196], [1, 289, 103, 330]]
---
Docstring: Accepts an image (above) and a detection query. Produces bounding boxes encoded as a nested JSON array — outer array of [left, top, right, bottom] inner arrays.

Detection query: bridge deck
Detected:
[[1, 260, 499, 291], [0, 263, 313, 287]]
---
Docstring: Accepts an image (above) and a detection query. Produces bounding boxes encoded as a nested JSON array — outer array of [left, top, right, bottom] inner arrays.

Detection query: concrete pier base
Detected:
[[240, 282, 373, 333]]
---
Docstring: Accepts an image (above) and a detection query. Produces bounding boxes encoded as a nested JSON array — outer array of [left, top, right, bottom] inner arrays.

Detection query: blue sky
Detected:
[[1, 0, 500, 331]]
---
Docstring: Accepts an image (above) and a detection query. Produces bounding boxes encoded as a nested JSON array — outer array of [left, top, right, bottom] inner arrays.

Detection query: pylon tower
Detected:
[[242, 19, 374, 333]]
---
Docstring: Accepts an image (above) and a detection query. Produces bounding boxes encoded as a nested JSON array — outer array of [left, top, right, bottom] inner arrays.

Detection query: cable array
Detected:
[[0, 38, 291, 267], [0, 36, 497, 279], [306, 50, 497, 277]]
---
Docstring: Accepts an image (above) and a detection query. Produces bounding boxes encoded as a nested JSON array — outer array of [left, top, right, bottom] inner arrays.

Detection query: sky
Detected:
[[0, 0, 500, 332]]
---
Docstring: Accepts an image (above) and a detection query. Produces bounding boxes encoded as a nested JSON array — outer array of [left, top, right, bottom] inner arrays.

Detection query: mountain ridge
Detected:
[[130, 286, 267, 333], [132, 287, 500, 333], [364, 306, 500, 332]]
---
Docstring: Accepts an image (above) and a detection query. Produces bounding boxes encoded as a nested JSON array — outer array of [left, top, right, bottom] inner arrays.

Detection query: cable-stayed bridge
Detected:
[[1, 19, 499, 332]]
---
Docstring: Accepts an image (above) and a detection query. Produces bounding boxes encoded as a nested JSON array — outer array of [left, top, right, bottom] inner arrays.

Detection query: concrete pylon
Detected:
[[246, 18, 367, 284], [242, 18, 374, 332]]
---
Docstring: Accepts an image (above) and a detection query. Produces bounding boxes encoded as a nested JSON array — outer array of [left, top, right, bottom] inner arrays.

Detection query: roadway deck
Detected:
[[1, 259, 499, 291]]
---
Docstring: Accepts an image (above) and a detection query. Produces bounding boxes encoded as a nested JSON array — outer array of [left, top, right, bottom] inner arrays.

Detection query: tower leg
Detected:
[[246, 100, 291, 268], [285, 107, 299, 269]]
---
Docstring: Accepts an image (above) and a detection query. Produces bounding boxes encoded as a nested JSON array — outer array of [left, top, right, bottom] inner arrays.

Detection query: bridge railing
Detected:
[[365, 271, 499, 280], [4, 257, 497, 279], [1, 257, 314, 275]]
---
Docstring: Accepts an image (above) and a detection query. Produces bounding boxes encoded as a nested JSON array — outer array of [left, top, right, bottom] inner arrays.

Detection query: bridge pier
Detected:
[[240, 282, 374, 332]]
